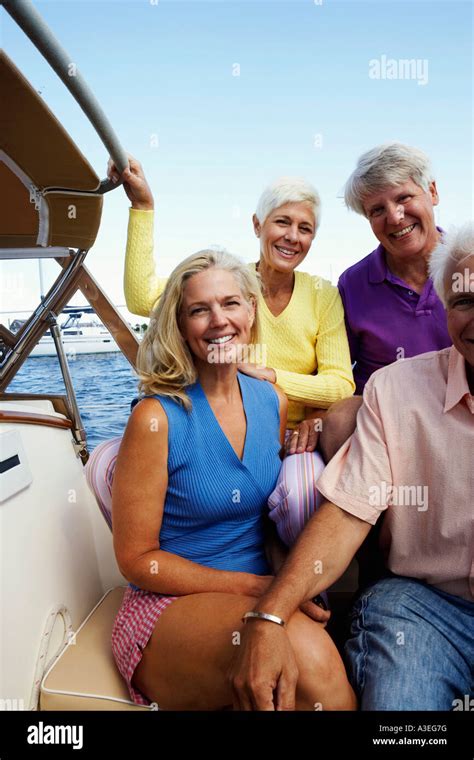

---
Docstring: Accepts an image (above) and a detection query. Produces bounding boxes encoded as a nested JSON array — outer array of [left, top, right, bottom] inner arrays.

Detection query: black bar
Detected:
[[0, 710, 472, 758], [0, 453, 20, 474]]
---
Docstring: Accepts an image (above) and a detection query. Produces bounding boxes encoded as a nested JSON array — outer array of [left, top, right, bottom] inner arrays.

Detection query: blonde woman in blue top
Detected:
[[111, 248, 356, 711]]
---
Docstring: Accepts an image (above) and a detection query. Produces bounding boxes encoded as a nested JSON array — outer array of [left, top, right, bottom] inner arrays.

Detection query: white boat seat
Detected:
[[40, 587, 152, 711]]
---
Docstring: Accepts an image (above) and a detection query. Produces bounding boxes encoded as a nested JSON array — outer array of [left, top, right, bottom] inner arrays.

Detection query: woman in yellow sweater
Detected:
[[110, 157, 355, 447]]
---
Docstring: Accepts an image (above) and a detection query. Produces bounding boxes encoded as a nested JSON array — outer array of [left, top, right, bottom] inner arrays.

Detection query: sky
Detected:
[[1, 0, 473, 324]]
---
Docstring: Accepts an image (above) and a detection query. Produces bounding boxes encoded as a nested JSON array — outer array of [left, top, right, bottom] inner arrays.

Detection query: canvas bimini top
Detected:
[[0, 50, 103, 253]]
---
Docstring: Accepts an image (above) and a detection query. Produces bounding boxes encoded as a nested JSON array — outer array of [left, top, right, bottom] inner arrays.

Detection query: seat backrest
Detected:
[[85, 437, 123, 531]]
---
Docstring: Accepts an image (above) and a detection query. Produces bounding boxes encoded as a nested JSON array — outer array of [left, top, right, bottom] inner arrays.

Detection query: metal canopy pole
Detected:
[[2, 0, 128, 193], [47, 312, 88, 462]]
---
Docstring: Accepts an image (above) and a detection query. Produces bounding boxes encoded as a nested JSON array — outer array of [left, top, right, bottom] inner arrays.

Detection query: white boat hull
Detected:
[[31, 336, 121, 357]]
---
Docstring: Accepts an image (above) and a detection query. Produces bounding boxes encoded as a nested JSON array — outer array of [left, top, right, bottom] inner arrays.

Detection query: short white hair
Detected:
[[255, 177, 321, 229], [429, 222, 474, 307], [344, 142, 434, 216]]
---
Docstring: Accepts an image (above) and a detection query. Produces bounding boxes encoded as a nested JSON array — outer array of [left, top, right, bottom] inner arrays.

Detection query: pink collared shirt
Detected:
[[317, 346, 474, 601]]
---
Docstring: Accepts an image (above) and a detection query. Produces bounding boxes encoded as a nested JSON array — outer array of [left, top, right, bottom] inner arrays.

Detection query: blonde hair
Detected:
[[136, 248, 261, 408]]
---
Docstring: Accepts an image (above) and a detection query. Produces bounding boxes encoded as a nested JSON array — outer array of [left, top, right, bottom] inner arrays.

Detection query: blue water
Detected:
[[8, 353, 139, 450]]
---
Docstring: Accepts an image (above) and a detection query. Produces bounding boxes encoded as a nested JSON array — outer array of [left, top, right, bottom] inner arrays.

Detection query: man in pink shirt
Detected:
[[229, 222, 474, 711]]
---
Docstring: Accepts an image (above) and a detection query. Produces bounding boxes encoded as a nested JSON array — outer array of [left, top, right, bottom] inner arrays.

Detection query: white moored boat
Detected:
[[30, 306, 121, 357]]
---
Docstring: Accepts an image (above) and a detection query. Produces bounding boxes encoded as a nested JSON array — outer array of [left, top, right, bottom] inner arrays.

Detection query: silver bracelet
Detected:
[[242, 611, 285, 627]]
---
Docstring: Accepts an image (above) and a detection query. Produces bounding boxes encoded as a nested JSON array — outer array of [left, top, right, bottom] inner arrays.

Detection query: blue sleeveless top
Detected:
[[130, 372, 282, 590]]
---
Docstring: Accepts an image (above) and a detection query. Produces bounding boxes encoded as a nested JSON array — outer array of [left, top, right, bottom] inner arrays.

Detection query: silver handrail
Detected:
[[48, 312, 88, 462], [2, 0, 128, 193]]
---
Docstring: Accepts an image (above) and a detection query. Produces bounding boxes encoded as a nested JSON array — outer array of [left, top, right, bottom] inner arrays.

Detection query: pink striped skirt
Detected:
[[111, 585, 178, 706]]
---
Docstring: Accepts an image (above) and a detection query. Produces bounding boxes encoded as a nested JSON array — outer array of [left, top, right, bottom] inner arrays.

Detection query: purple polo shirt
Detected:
[[338, 241, 452, 395]]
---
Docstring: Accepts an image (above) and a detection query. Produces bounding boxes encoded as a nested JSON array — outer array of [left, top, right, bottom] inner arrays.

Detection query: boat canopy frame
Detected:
[[0, 0, 142, 458]]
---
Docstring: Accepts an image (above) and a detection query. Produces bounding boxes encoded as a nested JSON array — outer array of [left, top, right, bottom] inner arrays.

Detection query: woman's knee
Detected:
[[85, 436, 122, 528], [287, 611, 356, 710], [268, 451, 326, 546]]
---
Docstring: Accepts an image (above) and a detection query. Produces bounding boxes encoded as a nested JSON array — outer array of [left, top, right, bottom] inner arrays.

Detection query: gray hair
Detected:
[[255, 176, 321, 229], [344, 142, 434, 216], [429, 222, 474, 307]]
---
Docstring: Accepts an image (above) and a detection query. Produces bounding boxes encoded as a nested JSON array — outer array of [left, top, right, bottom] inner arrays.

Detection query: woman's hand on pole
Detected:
[[107, 154, 154, 210]]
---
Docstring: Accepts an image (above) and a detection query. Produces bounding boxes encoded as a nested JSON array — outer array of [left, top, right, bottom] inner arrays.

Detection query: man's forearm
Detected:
[[254, 501, 371, 621]]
